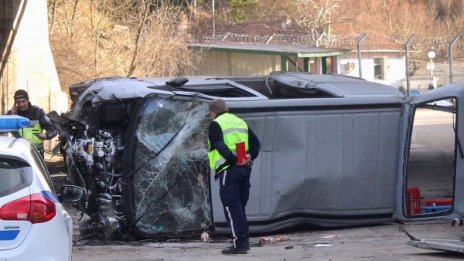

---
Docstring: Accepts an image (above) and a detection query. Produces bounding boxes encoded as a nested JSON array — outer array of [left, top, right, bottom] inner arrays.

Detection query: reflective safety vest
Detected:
[[18, 121, 43, 147], [208, 113, 249, 173]]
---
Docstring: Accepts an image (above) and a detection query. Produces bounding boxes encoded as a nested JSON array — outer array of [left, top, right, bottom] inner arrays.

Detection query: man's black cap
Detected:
[[14, 89, 29, 101]]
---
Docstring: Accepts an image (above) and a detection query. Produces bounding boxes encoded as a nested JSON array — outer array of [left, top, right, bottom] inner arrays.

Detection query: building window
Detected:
[[374, 58, 385, 80]]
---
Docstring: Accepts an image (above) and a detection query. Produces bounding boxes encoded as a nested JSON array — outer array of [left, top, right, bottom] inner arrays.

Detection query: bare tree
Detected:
[[49, 0, 197, 90], [132, 3, 197, 76], [293, 0, 341, 42], [70, 0, 80, 30], [379, 0, 401, 35], [49, 0, 59, 31], [127, 0, 152, 77]]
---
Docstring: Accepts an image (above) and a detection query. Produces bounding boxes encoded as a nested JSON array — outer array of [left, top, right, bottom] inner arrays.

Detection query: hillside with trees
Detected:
[[48, 0, 464, 89]]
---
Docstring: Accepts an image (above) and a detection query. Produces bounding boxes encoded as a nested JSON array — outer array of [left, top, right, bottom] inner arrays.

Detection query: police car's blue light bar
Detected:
[[0, 115, 30, 132]]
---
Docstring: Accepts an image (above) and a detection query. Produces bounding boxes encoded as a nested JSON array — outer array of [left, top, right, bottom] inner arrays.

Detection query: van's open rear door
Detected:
[[397, 83, 464, 253]]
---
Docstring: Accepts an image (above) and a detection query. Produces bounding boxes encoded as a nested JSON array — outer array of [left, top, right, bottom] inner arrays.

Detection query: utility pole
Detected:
[[212, 0, 215, 38]]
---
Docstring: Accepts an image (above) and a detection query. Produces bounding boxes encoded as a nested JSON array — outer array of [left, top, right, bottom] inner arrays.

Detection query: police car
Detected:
[[0, 116, 85, 260]]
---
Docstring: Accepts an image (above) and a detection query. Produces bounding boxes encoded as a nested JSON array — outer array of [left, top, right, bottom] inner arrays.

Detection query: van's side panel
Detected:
[[212, 107, 402, 231]]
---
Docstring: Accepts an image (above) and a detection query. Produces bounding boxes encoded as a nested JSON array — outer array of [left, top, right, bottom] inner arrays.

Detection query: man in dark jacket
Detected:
[[7, 89, 57, 156], [208, 99, 260, 255]]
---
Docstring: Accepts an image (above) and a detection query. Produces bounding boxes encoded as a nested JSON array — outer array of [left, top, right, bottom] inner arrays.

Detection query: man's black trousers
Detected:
[[219, 165, 251, 250]]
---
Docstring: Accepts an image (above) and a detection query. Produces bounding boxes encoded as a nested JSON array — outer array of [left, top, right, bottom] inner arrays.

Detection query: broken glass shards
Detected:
[[125, 97, 212, 237]]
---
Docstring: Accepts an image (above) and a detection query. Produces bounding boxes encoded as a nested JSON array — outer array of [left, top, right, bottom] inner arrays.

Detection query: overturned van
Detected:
[[50, 72, 463, 239]]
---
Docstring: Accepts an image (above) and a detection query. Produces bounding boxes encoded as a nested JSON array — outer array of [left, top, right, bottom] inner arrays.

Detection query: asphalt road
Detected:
[[69, 218, 464, 261], [45, 157, 463, 261]]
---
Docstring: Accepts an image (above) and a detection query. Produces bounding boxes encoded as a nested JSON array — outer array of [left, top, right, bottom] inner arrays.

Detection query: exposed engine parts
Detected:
[[64, 125, 126, 239]]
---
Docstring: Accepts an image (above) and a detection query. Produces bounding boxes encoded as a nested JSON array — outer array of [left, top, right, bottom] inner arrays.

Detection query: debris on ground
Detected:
[[200, 232, 209, 242], [399, 226, 419, 241], [451, 218, 463, 226], [258, 235, 289, 246], [314, 243, 332, 247], [320, 234, 341, 239]]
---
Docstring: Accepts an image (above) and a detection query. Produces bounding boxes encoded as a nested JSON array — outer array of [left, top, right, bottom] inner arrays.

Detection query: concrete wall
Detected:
[[340, 52, 405, 88], [192, 50, 282, 76], [191, 50, 342, 76], [0, 0, 67, 114]]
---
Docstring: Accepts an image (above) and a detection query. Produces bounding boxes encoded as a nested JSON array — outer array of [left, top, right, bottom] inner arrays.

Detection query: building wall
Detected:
[[192, 50, 282, 76], [0, 0, 67, 114], [0, 0, 21, 113], [340, 52, 405, 88]]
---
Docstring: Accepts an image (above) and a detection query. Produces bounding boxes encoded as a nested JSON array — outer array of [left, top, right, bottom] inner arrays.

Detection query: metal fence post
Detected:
[[357, 33, 367, 78], [448, 34, 460, 84], [405, 35, 415, 97]]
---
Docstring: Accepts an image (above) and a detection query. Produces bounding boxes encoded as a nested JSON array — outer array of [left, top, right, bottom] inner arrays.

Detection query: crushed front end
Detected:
[[51, 78, 214, 240]]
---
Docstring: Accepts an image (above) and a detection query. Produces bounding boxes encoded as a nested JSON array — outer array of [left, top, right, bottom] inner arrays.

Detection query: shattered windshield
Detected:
[[126, 96, 212, 237]]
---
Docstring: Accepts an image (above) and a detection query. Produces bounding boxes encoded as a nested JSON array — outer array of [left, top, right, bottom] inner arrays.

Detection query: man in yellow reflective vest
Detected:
[[208, 99, 260, 255], [7, 89, 57, 157]]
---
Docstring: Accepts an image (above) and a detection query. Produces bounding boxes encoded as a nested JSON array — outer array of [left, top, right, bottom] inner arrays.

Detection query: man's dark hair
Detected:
[[209, 99, 228, 114]]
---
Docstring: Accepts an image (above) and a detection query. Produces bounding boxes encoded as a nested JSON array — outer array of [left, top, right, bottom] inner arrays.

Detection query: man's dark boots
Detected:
[[221, 246, 248, 255]]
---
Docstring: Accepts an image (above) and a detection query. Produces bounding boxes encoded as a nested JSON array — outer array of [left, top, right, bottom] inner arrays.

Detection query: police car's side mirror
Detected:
[[59, 185, 86, 203]]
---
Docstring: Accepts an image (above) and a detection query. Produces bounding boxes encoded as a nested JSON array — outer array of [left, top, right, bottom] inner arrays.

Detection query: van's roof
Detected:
[[269, 72, 404, 98], [68, 72, 404, 108]]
